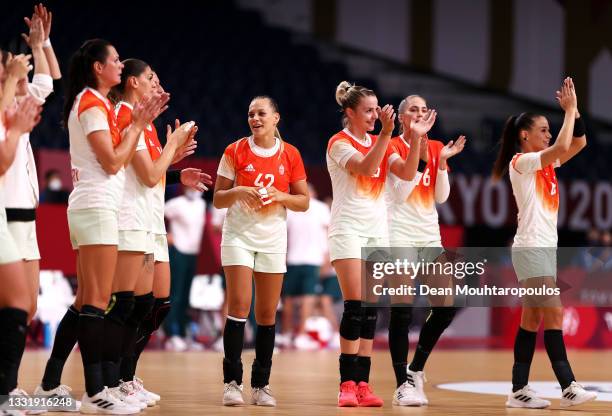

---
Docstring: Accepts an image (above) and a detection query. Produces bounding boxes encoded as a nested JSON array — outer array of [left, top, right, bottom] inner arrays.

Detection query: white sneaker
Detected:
[[560, 381, 597, 408], [33, 384, 81, 412], [9, 388, 46, 414], [211, 337, 224, 352], [250, 385, 276, 407], [392, 381, 423, 406], [407, 368, 428, 405], [505, 385, 551, 408], [327, 332, 341, 350], [274, 333, 292, 349], [223, 381, 244, 406], [164, 336, 188, 352], [109, 384, 146, 411], [133, 377, 160, 403], [293, 334, 319, 351], [80, 387, 140, 414]]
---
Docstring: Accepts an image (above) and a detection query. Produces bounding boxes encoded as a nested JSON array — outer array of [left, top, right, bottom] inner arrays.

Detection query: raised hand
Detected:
[[6, 53, 32, 80], [377, 104, 396, 136], [5, 96, 42, 134], [166, 119, 196, 148], [440, 135, 466, 161], [179, 168, 212, 192], [556, 77, 577, 113], [22, 15, 44, 49], [33, 3, 52, 40], [132, 92, 170, 128], [172, 138, 197, 164], [410, 109, 437, 138]]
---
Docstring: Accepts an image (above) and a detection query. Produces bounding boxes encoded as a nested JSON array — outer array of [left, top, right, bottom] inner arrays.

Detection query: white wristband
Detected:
[[43, 38, 52, 48]]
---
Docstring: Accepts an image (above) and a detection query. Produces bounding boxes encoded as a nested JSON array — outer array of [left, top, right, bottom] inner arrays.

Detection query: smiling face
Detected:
[[399, 95, 427, 132], [346, 95, 379, 133], [95, 45, 123, 89], [248, 97, 280, 139], [521, 116, 552, 152]]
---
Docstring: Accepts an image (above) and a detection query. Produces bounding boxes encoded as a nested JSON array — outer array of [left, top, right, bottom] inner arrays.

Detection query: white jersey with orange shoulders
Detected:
[[217, 136, 307, 253], [115, 101, 150, 231], [509, 152, 560, 247], [386, 135, 448, 245], [68, 88, 125, 211], [326, 128, 398, 238], [143, 123, 166, 235]]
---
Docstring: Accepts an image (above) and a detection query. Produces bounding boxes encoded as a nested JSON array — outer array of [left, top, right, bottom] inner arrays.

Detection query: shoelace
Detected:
[[10, 388, 29, 396], [54, 385, 73, 396], [224, 383, 243, 394]]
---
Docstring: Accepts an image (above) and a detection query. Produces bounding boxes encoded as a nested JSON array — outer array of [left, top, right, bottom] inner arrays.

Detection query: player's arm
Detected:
[[213, 175, 262, 210], [345, 105, 395, 176], [540, 77, 576, 168], [266, 180, 309, 212], [131, 120, 195, 187], [558, 111, 587, 165]]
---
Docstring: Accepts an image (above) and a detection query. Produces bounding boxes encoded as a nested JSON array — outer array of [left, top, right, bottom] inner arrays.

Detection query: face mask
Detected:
[[185, 190, 202, 200], [48, 178, 62, 191]]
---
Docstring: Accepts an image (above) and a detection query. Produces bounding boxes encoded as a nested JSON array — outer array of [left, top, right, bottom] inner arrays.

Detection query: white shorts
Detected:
[[512, 247, 557, 282], [153, 233, 169, 262], [68, 208, 118, 249], [0, 209, 21, 265], [7, 220, 40, 261], [328, 234, 388, 262], [221, 245, 286, 273], [118, 230, 149, 253], [389, 241, 444, 265]]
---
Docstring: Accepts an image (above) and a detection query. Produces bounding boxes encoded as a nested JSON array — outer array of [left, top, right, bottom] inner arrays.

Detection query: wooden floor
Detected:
[[18, 350, 611, 415]]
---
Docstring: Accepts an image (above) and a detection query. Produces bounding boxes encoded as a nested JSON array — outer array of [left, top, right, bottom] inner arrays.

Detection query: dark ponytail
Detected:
[[492, 112, 540, 179], [63, 39, 112, 127], [109, 58, 149, 105]]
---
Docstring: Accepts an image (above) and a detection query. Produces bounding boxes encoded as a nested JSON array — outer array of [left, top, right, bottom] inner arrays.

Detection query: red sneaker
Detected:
[[357, 382, 384, 407], [337, 381, 358, 407]]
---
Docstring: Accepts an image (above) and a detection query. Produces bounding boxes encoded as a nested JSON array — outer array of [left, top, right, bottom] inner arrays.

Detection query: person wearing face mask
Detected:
[[493, 77, 596, 408], [40, 169, 69, 203], [163, 187, 206, 352]]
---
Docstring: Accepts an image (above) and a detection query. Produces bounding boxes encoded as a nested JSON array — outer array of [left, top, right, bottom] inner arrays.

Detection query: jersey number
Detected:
[[550, 182, 557, 196], [422, 168, 431, 187], [372, 167, 380, 178], [255, 173, 275, 188]]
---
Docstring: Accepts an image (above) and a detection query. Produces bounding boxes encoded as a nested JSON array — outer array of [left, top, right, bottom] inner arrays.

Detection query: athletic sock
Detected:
[[0, 308, 28, 395], [356, 356, 371, 384], [339, 353, 357, 383], [42, 305, 79, 390], [512, 327, 537, 392], [223, 316, 246, 384], [544, 329, 575, 390], [78, 305, 105, 397]]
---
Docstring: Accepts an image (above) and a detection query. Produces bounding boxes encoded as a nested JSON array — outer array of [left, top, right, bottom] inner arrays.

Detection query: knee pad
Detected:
[[429, 306, 459, 329], [339, 300, 362, 341], [360, 306, 378, 340], [105, 292, 135, 325], [389, 305, 413, 333], [127, 292, 155, 327], [144, 297, 170, 333]]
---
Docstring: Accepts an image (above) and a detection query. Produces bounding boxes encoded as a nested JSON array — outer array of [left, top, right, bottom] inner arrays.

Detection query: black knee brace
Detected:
[[142, 297, 171, 333], [360, 306, 378, 340], [389, 305, 413, 334], [127, 292, 155, 327], [339, 300, 362, 341], [428, 306, 459, 329], [105, 292, 135, 326]]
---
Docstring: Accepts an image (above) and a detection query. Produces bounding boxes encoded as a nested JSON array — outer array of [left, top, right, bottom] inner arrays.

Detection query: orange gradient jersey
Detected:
[[509, 152, 560, 247], [217, 136, 307, 252], [326, 128, 397, 238], [387, 135, 447, 244], [79, 89, 121, 147]]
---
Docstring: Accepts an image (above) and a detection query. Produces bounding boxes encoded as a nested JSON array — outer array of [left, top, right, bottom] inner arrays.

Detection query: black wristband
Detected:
[[573, 117, 586, 137], [417, 159, 427, 173], [167, 170, 181, 185]]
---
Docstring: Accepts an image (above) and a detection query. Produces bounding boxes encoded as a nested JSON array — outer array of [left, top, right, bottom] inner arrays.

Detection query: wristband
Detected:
[[167, 170, 181, 185], [43, 38, 52, 48], [417, 159, 427, 173], [573, 117, 586, 138]]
